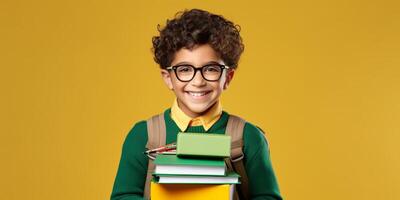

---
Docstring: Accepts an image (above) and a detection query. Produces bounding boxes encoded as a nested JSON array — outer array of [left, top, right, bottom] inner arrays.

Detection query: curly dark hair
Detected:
[[152, 9, 244, 69]]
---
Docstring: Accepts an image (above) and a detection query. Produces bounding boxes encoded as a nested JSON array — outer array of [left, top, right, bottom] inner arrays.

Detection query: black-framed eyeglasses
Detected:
[[166, 63, 230, 82]]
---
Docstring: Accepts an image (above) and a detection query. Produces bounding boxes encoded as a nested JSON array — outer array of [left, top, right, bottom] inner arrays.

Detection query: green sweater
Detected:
[[111, 109, 282, 200]]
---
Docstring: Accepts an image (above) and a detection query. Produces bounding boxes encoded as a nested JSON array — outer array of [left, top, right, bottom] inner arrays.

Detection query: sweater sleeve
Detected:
[[111, 121, 149, 200], [243, 123, 283, 200]]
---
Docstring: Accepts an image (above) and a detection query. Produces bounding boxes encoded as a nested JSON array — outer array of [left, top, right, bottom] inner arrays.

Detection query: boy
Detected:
[[111, 9, 282, 200]]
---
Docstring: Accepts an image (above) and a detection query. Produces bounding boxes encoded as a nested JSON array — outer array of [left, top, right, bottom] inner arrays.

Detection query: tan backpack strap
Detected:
[[144, 113, 166, 200], [226, 115, 250, 200], [145, 113, 166, 150], [144, 160, 155, 200]]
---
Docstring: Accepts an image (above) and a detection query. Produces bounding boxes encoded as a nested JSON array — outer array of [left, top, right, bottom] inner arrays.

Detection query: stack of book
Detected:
[[152, 154, 240, 184], [150, 133, 240, 199]]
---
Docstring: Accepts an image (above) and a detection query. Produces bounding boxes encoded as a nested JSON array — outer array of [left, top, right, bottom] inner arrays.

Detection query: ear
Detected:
[[161, 69, 174, 90], [223, 69, 235, 90]]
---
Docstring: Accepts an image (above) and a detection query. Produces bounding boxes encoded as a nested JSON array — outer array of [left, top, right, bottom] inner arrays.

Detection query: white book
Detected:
[[154, 154, 226, 176], [154, 172, 240, 184]]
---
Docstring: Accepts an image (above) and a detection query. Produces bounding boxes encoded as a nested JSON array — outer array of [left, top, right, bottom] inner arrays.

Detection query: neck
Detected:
[[177, 101, 218, 118]]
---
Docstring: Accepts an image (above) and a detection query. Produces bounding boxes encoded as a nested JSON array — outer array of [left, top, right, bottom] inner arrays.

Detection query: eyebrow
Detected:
[[172, 61, 221, 66]]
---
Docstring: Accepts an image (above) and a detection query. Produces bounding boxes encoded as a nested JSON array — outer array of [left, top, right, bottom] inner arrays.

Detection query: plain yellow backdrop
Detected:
[[1, 0, 399, 199]]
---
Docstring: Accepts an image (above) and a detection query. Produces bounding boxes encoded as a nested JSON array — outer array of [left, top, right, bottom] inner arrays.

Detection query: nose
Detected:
[[190, 69, 206, 86]]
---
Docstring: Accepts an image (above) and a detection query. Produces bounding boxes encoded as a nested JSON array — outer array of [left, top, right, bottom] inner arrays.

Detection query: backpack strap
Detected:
[[144, 113, 166, 200], [225, 115, 250, 200]]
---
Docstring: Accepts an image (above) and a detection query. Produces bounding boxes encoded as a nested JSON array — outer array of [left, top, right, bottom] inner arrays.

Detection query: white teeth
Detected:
[[188, 92, 207, 97]]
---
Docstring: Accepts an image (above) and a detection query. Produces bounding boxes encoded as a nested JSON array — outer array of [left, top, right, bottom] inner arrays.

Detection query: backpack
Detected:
[[143, 113, 252, 200]]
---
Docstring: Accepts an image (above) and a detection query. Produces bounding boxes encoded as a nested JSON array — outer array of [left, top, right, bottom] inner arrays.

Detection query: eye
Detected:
[[176, 65, 193, 73], [204, 65, 221, 72]]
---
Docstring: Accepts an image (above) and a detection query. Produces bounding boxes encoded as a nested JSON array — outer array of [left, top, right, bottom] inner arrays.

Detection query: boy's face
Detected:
[[161, 44, 235, 118]]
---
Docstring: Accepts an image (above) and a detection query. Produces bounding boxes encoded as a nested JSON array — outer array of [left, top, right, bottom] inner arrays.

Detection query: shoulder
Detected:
[[238, 118, 271, 160], [122, 120, 148, 152], [227, 114, 269, 148], [243, 121, 268, 145], [123, 109, 170, 148], [227, 114, 265, 138], [126, 120, 147, 139]]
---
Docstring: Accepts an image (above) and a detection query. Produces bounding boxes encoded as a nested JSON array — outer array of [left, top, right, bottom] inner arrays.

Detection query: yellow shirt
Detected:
[[170, 99, 222, 132]]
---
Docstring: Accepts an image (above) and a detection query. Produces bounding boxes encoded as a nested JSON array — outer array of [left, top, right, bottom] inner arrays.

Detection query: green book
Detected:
[[177, 133, 231, 158], [154, 154, 226, 176], [153, 172, 240, 184]]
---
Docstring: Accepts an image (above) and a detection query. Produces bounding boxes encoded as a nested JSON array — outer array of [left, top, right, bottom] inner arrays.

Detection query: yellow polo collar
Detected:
[[170, 99, 222, 132]]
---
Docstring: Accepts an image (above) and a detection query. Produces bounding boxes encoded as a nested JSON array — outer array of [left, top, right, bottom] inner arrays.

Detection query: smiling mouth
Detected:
[[187, 91, 211, 97]]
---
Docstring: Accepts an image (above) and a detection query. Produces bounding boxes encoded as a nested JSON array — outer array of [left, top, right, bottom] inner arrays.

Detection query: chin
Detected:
[[188, 106, 209, 114], [187, 104, 213, 115]]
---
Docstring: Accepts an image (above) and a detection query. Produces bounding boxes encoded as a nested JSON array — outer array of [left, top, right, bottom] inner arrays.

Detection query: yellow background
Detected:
[[1, 0, 399, 199]]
